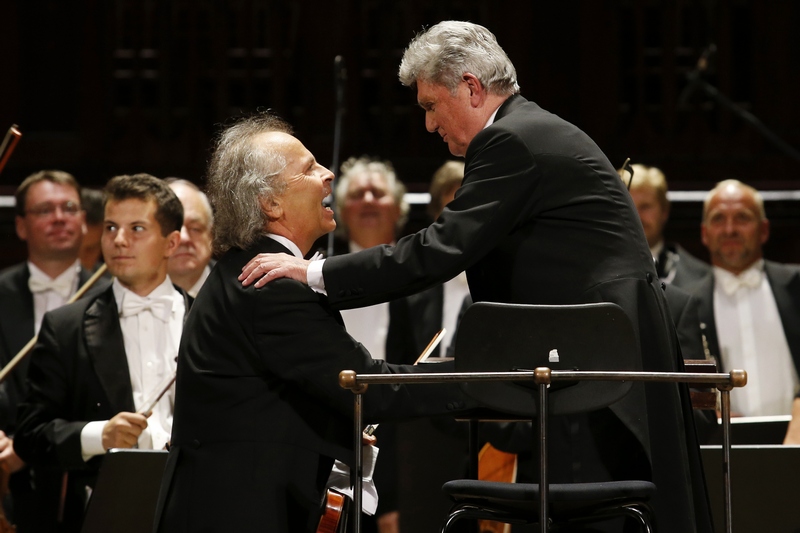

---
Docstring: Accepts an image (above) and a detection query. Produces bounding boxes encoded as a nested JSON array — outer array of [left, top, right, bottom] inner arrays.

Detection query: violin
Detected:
[[315, 330, 446, 533]]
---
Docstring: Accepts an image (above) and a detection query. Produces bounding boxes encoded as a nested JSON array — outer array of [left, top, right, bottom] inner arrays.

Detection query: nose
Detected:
[[113, 228, 128, 247], [180, 226, 191, 243], [425, 112, 437, 133]]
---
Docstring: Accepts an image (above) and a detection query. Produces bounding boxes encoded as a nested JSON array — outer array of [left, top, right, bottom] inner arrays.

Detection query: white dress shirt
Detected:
[[80, 276, 185, 459], [187, 264, 211, 298], [340, 242, 391, 361], [714, 260, 798, 416], [28, 260, 81, 335]]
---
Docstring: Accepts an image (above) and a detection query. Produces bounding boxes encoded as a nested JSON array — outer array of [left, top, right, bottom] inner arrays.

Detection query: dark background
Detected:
[[1, 0, 799, 268]]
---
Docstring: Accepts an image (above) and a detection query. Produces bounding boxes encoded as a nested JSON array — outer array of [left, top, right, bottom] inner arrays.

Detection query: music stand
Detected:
[[80, 449, 168, 533]]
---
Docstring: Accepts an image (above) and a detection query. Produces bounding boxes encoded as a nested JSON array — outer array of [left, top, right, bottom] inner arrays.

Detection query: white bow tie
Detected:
[[28, 277, 72, 299], [120, 294, 174, 322], [719, 268, 762, 296]]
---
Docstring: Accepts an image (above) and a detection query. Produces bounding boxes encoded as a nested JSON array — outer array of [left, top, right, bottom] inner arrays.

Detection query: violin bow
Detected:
[[0, 125, 22, 175]]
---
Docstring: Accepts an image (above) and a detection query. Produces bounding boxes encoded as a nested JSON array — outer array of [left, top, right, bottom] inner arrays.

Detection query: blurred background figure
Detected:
[[690, 179, 800, 421], [0, 170, 105, 532], [620, 164, 710, 288], [333, 156, 408, 361], [78, 187, 106, 272], [166, 179, 214, 297]]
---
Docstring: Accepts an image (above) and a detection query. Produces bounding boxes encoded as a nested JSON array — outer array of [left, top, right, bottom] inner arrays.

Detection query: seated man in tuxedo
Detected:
[[619, 164, 711, 288], [166, 179, 215, 297], [0, 170, 108, 532], [14, 174, 188, 533], [688, 180, 800, 438], [153, 113, 474, 533]]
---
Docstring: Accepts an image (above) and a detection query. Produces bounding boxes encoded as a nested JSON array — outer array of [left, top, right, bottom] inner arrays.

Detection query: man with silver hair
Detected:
[[153, 113, 474, 533], [241, 22, 712, 532]]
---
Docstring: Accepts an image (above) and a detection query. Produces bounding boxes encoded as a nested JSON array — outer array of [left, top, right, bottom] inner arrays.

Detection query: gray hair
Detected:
[[398, 21, 520, 96], [334, 156, 409, 234], [165, 178, 215, 227], [703, 179, 766, 221], [206, 113, 293, 254]]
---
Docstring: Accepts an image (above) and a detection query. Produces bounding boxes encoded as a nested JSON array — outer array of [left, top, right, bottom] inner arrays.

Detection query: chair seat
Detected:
[[443, 479, 657, 515]]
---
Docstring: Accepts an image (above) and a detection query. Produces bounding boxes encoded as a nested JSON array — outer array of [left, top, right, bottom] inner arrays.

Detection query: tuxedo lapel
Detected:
[[83, 288, 135, 413], [1, 264, 35, 352], [765, 261, 800, 369]]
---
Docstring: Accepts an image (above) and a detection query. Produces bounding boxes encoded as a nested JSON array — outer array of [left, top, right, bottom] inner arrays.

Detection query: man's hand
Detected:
[[0, 431, 26, 474], [102, 412, 148, 450], [239, 252, 311, 288]]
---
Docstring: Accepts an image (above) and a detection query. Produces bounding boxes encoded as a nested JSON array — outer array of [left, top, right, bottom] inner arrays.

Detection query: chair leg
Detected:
[[618, 503, 656, 533], [441, 503, 531, 533]]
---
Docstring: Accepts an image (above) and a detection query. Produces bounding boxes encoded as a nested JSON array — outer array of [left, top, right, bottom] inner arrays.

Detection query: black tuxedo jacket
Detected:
[[321, 95, 711, 532], [690, 260, 800, 373], [13, 283, 191, 533], [154, 238, 473, 533], [0, 262, 107, 431]]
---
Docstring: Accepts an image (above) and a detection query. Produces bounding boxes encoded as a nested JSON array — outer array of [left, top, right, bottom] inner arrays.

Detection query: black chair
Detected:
[[338, 302, 744, 533], [442, 302, 656, 532], [442, 302, 655, 533]]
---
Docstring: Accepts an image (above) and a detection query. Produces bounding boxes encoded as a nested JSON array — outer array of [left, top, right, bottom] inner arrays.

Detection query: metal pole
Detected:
[[353, 392, 363, 533], [721, 389, 733, 533], [538, 382, 548, 533]]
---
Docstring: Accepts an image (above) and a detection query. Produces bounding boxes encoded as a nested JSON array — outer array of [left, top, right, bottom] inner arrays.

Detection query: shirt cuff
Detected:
[[80, 420, 108, 462], [307, 258, 327, 295]]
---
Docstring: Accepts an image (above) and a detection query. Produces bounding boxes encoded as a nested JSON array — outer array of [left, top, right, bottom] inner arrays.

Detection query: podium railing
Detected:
[[339, 367, 747, 533]]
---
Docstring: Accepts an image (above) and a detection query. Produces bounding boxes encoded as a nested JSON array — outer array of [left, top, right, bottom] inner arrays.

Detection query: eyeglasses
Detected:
[[26, 201, 82, 218]]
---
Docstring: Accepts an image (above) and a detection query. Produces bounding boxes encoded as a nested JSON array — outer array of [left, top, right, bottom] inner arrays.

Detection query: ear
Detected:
[[261, 196, 283, 222], [463, 73, 486, 107], [15, 216, 28, 242], [163, 230, 181, 259]]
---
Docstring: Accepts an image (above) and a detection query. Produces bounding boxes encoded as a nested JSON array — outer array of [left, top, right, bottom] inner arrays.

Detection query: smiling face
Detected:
[[16, 180, 85, 264], [417, 78, 486, 157], [102, 198, 180, 296], [258, 132, 336, 254], [341, 171, 400, 247], [701, 183, 769, 274]]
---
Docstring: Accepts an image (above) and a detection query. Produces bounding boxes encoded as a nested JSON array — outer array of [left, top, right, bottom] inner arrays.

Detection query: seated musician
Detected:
[[152, 113, 473, 533], [14, 174, 188, 533]]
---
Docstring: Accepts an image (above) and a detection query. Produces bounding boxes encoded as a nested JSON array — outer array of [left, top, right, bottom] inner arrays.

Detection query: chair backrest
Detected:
[[454, 302, 638, 416]]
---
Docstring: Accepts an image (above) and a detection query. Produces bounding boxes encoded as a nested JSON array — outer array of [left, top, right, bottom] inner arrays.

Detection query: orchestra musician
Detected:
[[13, 174, 189, 533], [0, 170, 108, 532], [152, 113, 475, 533], [239, 21, 713, 533]]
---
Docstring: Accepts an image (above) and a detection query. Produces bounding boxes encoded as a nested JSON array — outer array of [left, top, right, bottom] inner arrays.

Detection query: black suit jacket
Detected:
[[690, 260, 800, 373], [0, 262, 107, 431], [154, 238, 473, 533], [14, 283, 191, 533], [321, 95, 711, 532]]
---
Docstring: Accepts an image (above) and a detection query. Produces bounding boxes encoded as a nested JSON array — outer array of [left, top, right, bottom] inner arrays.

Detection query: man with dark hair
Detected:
[[0, 170, 103, 532], [78, 187, 106, 272], [14, 173, 188, 533], [153, 114, 473, 533], [241, 21, 711, 533]]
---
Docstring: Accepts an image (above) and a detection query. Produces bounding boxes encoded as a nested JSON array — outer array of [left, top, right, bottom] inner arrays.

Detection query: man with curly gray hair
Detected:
[[154, 112, 475, 533], [241, 22, 712, 532]]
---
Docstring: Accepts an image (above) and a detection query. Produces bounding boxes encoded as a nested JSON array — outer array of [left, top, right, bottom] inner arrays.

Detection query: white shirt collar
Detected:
[[265, 233, 304, 259], [484, 106, 501, 129], [187, 265, 211, 298], [112, 275, 178, 310], [28, 259, 80, 285]]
